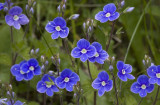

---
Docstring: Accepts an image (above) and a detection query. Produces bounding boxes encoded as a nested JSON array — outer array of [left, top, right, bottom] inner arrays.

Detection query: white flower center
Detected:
[[46, 84, 52, 88], [20, 70, 25, 74], [95, 52, 99, 57], [156, 73, 160, 78], [101, 81, 106, 86], [29, 66, 35, 71], [81, 49, 87, 54], [141, 84, 146, 89], [55, 26, 61, 31], [64, 77, 69, 82], [122, 69, 126, 74], [105, 13, 111, 17], [13, 15, 19, 21]]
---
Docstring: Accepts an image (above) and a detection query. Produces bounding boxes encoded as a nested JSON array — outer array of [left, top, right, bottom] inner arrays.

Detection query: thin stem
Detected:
[[60, 92, 63, 105], [27, 81, 30, 103], [111, 72, 119, 105], [43, 93, 46, 105], [77, 93, 80, 105], [87, 60, 93, 81], [138, 98, 143, 105], [106, 21, 115, 51], [94, 91, 97, 105], [153, 86, 160, 105], [123, 0, 151, 63]]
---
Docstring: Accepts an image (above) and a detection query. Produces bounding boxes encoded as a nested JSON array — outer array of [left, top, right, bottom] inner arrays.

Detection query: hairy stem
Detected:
[[87, 60, 93, 81], [153, 86, 160, 105]]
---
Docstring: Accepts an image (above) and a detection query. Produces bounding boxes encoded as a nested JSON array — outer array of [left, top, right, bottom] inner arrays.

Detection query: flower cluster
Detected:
[[71, 39, 108, 64], [92, 71, 113, 96], [11, 58, 41, 81], [0, 0, 13, 11], [37, 69, 80, 96], [45, 17, 69, 39]]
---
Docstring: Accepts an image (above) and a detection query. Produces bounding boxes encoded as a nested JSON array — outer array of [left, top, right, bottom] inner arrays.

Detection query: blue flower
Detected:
[[37, 74, 59, 97], [10, 60, 28, 81], [92, 71, 113, 96], [131, 75, 154, 97], [88, 42, 109, 64], [147, 65, 160, 85], [45, 17, 69, 39], [117, 61, 135, 81], [71, 39, 96, 62], [0, 3, 5, 10], [55, 69, 80, 92], [5, 6, 29, 30], [95, 3, 120, 23], [6, 100, 24, 105], [0, 0, 13, 11]]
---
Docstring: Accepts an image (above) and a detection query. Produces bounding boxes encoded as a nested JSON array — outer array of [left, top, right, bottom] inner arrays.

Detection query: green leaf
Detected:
[[0, 53, 11, 66]]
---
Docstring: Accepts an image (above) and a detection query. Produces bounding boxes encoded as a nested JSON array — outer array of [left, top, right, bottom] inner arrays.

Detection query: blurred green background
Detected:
[[0, 0, 160, 105]]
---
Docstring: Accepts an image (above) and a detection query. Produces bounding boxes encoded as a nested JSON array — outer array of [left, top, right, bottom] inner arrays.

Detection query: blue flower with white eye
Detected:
[[117, 61, 135, 81], [10, 60, 28, 81], [37, 74, 59, 97], [92, 71, 113, 96], [88, 42, 109, 64], [147, 65, 160, 85], [95, 3, 120, 23], [21, 58, 41, 80], [6, 100, 24, 105], [55, 69, 80, 92], [71, 39, 96, 62], [131, 75, 154, 97], [5, 6, 29, 30], [45, 17, 69, 39]]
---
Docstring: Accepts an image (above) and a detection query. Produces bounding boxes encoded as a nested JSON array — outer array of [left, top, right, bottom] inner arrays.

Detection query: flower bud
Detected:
[[35, 48, 39, 54], [30, 7, 34, 14], [126, 7, 134, 12], [69, 14, 80, 20], [121, 0, 125, 7]]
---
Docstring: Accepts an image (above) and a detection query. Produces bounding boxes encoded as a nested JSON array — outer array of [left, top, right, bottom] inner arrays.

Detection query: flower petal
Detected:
[[24, 71, 34, 80], [34, 66, 41, 75], [5, 15, 14, 26], [77, 39, 90, 49], [66, 82, 73, 92], [130, 82, 141, 93], [15, 75, 23, 81], [137, 75, 149, 86], [98, 87, 105, 96], [51, 31, 59, 39], [157, 79, 160, 85], [123, 64, 132, 73], [117, 72, 127, 81], [146, 84, 154, 93], [59, 27, 69, 38], [45, 21, 56, 33], [37, 81, 47, 93], [117, 61, 124, 71], [0, 3, 4, 10], [55, 77, 66, 89], [18, 14, 29, 25], [88, 57, 96, 63], [104, 80, 113, 92], [95, 57, 104, 64], [21, 63, 29, 73], [14, 101, 24, 105], [139, 89, 147, 97], [9, 6, 22, 15], [28, 58, 38, 66], [108, 12, 120, 21], [42, 74, 50, 82], [92, 42, 102, 51], [149, 77, 157, 84], [13, 21, 21, 30], [95, 11, 108, 23], [92, 78, 101, 89], [61, 69, 72, 78], [53, 17, 66, 27], [46, 88, 54, 97], [103, 3, 116, 14], [51, 85, 59, 92], [98, 50, 109, 61], [126, 74, 135, 80], [147, 65, 157, 77], [86, 45, 96, 57], [98, 71, 109, 81], [69, 72, 80, 85], [10, 64, 20, 76], [71, 47, 82, 58], [80, 54, 88, 62]]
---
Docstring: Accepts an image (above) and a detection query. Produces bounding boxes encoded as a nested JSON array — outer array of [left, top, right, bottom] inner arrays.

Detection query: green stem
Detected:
[[153, 86, 160, 105]]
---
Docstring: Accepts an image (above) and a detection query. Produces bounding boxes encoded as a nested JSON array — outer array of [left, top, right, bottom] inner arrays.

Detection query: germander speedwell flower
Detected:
[[88, 42, 109, 64], [117, 61, 135, 81], [95, 3, 120, 23], [5, 6, 29, 29], [71, 39, 96, 62], [45, 17, 69, 39], [92, 71, 113, 96], [55, 69, 80, 92], [131, 75, 154, 97], [37, 74, 59, 97], [6, 100, 24, 105], [147, 65, 160, 85]]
